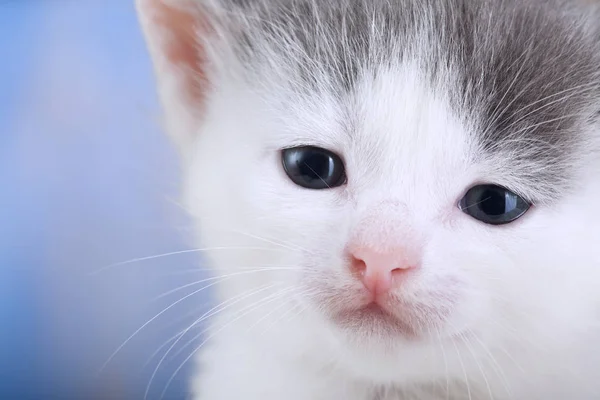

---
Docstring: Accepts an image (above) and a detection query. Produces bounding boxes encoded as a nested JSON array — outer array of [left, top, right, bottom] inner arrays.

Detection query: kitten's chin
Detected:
[[317, 296, 463, 383], [325, 303, 448, 383]]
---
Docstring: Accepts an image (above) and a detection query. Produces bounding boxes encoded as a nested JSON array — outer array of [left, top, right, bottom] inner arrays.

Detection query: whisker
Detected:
[[152, 267, 298, 300], [494, 346, 525, 376], [451, 336, 473, 400], [434, 327, 451, 400], [144, 282, 284, 399], [158, 287, 296, 400], [229, 228, 313, 254], [167, 286, 296, 363], [260, 305, 298, 336], [216, 224, 320, 255], [468, 330, 514, 399], [482, 313, 546, 353], [142, 324, 203, 370], [250, 287, 314, 337], [152, 264, 298, 276], [246, 297, 295, 334], [98, 275, 234, 373], [141, 306, 222, 369], [457, 331, 494, 400], [90, 246, 286, 275]]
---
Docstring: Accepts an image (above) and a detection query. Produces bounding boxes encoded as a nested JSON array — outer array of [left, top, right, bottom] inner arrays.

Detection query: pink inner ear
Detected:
[[148, 0, 209, 103]]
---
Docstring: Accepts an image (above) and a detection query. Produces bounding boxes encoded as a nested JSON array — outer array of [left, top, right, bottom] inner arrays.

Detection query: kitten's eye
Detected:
[[459, 184, 530, 225], [282, 146, 346, 189]]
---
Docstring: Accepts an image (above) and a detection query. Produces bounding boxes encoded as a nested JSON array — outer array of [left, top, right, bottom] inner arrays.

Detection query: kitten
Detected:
[[136, 0, 600, 398]]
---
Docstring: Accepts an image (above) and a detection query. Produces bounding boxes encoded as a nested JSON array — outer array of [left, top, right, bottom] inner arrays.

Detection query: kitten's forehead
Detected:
[[343, 65, 477, 210], [213, 0, 600, 202]]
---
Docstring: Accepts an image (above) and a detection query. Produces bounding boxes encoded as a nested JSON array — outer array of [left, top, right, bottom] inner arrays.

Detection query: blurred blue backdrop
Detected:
[[1, 1, 211, 398]]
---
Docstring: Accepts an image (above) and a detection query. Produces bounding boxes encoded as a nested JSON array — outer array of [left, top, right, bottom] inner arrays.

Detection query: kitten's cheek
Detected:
[[440, 284, 490, 337]]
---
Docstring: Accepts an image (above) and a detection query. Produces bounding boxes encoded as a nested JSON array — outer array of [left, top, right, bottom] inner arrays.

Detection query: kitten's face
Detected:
[[140, 0, 600, 384], [185, 65, 600, 379]]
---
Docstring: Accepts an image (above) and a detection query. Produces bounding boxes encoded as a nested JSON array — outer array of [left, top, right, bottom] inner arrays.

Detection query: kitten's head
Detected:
[[139, 0, 600, 382]]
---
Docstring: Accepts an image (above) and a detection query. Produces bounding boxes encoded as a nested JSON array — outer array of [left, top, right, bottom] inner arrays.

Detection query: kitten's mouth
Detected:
[[309, 272, 462, 341], [318, 286, 457, 340], [332, 301, 419, 339]]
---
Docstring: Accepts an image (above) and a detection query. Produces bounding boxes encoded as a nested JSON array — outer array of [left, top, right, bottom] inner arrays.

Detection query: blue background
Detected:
[[1, 1, 210, 398]]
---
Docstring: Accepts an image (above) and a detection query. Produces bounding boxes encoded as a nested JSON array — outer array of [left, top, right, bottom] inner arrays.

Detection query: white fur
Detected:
[[137, 1, 600, 399]]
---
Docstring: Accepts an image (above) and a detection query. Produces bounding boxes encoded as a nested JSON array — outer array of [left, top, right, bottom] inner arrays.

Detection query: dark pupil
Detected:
[[282, 146, 345, 190], [298, 152, 332, 183], [478, 188, 514, 216]]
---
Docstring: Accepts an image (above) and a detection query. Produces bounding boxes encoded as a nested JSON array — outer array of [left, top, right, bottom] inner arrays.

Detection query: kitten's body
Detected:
[[137, 0, 600, 398]]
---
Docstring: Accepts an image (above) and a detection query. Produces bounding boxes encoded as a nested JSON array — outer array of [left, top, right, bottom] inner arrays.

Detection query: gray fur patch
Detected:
[[204, 0, 600, 201]]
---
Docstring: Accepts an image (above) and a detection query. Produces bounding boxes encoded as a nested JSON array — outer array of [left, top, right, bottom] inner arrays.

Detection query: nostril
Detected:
[[349, 254, 367, 278]]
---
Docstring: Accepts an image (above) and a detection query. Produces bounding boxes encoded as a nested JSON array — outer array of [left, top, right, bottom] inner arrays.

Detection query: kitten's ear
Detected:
[[136, 0, 212, 153]]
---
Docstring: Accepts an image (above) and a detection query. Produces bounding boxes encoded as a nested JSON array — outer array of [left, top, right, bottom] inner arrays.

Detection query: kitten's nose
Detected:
[[350, 247, 414, 295]]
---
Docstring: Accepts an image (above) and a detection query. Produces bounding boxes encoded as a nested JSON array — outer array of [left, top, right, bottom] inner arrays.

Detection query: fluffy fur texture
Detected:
[[137, 0, 600, 398]]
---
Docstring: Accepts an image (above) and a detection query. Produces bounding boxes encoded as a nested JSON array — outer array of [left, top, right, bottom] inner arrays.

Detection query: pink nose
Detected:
[[350, 247, 414, 295]]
